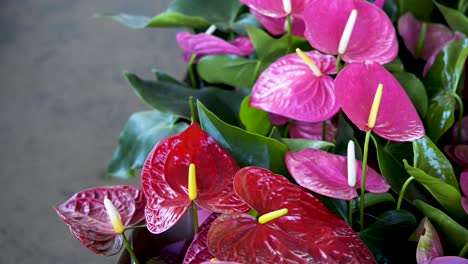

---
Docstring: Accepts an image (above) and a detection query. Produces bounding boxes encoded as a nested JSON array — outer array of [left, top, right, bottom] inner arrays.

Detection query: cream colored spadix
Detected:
[[282, 0, 292, 14], [104, 198, 124, 234], [258, 208, 288, 224], [296, 48, 322, 77], [368, 83, 383, 129], [338, 9, 358, 55], [188, 163, 198, 200], [347, 140, 357, 188], [205, 25, 217, 35]]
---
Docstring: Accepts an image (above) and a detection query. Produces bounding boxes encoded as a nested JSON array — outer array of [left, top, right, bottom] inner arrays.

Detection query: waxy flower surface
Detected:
[[286, 148, 390, 200], [141, 123, 249, 234], [335, 62, 425, 141], [55, 185, 145, 255], [182, 213, 219, 264], [303, 0, 397, 64], [250, 50, 339, 122], [208, 166, 376, 263]]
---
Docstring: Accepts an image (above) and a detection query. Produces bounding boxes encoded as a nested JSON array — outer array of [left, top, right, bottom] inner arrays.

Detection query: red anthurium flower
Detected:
[[334, 62, 425, 142], [398, 13, 465, 75], [176, 32, 254, 63], [55, 185, 146, 255], [182, 213, 220, 264], [303, 0, 397, 64], [416, 217, 444, 264], [250, 50, 340, 122], [208, 166, 376, 263], [461, 172, 468, 214], [286, 148, 389, 200], [141, 123, 249, 234]]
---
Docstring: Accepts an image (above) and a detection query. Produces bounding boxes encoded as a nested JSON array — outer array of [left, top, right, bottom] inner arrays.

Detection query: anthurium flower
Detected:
[[182, 213, 220, 264], [141, 123, 249, 234], [176, 32, 254, 63], [461, 171, 468, 214], [250, 50, 340, 122], [250, 9, 305, 36], [286, 148, 389, 200], [289, 120, 337, 141], [303, 0, 397, 64], [416, 217, 444, 264], [445, 144, 468, 169], [208, 166, 376, 263], [240, 0, 312, 18], [55, 185, 146, 255], [398, 12, 465, 75], [334, 62, 425, 142]]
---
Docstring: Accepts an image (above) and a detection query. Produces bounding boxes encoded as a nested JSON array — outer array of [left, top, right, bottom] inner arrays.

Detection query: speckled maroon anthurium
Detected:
[[141, 123, 249, 234], [208, 166, 376, 263], [416, 217, 444, 264], [250, 50, 339, 122], [303, 0, 397, 64], [335, 62, 425, 142], [286, 148, 389, 200], [182, 213, 220, 264], [55, 185, 146, 256], [461, 172, 468, 214]]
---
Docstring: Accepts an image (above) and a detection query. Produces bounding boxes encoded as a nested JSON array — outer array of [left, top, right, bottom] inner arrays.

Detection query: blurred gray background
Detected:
[[0, 0, 185, 263]]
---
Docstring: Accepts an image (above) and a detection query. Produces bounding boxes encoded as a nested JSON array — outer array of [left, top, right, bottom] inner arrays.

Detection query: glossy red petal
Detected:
[[286, 148, 389, 200], [304, 0, 397, 64], [289, 120, 337, 141], [55, 185, 145, 256], [250, 51, 339, 122], [208, 167, 375, 263], [182, 213, 220, 264], [335, 62, 425, 142], [142, 123, 248, 234]]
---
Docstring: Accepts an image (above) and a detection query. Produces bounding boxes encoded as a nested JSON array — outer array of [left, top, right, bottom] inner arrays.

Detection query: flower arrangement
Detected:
[[55, 0, 468, 263]]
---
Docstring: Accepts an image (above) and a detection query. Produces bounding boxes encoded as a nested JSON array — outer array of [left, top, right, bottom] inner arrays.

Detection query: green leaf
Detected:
[[397, 0, 435, 20], [393, 72, 428, 118], [95, 13, 155, 29], [434, 1, 468, 35], [359, 210, 417, 263], [239, 96, 272, 136], [424, 90, 456, 142], [146, 12, 210, 28], [414, 200, 468, 255], [280, 138, 334, 152], [107, 111, 188, 179], [352, 193, 396, 212], [124, 71, 246, 126], [384, 57, 405, 73], [332, 114, 362, 160], [197, 101, 288, 175], [412, 136, 459, 189], [315, 194, 348, 221], [403, 160, 466, 222]]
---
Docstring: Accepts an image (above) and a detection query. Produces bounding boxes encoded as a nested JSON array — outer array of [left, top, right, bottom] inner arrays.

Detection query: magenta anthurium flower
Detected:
[[430, 256, 468, 264], [445, 144, 468, 168], [250, 50, 340, 122], [55, 185, 146, 255], [286, 148, 390, 200], [416, 217, 444, 264], [398, 13, 465, 75], [240, 0, 312, 18], [289, 120, 337, 141], [141, 123, 249, 234], [303, 0, 397, 64], [250, 9, 305, 36], [208, 166, 376, 263], [334, 62, 425, 142], [176, 32, 254, 63], [461, 171, 468, 214]]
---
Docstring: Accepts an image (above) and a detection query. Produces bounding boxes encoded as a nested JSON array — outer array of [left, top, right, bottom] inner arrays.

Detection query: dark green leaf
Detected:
[[268, 126, 283, 142], [397, 0, 435, 20], [107, 111, 188, 179], [197, 101, 288, 175], [146, 12, 210, 28], [352, 193, 396, 212], [393, 72, 428, 118], [414, 200, 468, 255], [384, 57, 405, 73], [424, 90, 456, 142], [434, 1, 468, 35], [152, 68, 186, 85], [280, 138, 334, 152], [332, 114, 362, 160], [314, 194, 348, 222], [239, 96, 272, 136]]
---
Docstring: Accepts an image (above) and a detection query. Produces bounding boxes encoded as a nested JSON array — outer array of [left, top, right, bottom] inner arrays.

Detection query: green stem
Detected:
[[188, 54, 198, 89], [286, 15, 293, 54], [359, 131, 371, 230], [453, 93, 464, 144], [321, 121, 327, 141], [348, 199, 354, 227], [415, 22, 427, 59], [191, 202, 198, 233], [336, 55, 342, 73], [189, 96, 197, 123], [397, 176, 415, 210], [122, 231, 140, 264], [459, 242, 468, 257]]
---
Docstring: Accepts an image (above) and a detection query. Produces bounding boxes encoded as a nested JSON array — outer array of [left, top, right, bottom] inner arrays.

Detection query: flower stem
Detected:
[[348, 199, 354, 227], [286, 15, 293, 54], [123, 225, 147, 231], [188, 54, 198, 89], [321, 121, 326, 141], [453, 93, 464, 144], [459, 242, 468, 257], [397, 176, 414, 210], [122, 231, 140, 264], [191, 202, 198, 233], [336, 55, 342, 73], [359, 131, 371, 230]]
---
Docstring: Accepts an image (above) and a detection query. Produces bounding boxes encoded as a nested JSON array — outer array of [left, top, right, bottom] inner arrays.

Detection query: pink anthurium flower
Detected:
[[250, 9, 306, 36], [334, 62, 425, 142], [250, 50, 340, 122], [398, 12, 465, 75], [141, 123, 249, 234], [208, 166, 376, 263], [303, 0, 397, 64], [240, 0, 312, 18], [286, 148, 390, 200], [445, 144, 468, 169], [416, 217, 444, 264], [268, 113, 337, 141], [55, 185, 146, 256], [461, 171, 468, 214]]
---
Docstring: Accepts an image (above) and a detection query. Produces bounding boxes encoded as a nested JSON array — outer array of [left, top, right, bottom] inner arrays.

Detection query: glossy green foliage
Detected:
[[332, 114, 362, 160], [281, 138, 334, 152], [435, 1, 468, 35], [239, 96, 272, 136], [397, 0, 434, 20], [424, 90, 456, 142]]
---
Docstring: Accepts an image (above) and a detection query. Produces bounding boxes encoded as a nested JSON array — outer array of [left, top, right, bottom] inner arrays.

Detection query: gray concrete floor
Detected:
[[0, 1, 185, 263]]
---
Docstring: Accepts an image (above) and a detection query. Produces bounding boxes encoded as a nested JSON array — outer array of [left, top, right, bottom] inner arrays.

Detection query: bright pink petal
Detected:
[[269, 113, 289, 126], [251, 9, 305, 37], [431, 256, 468, 264], [335, 62, 425, 141], [286, 148, 389, 200], [416, 218, 444, 264], [241, 0, 312, 18], [289, 120, 337, 141], [374, 0, 385, 8], [208, 167, 376, 263], [182, 213, 219, 264], [231, 36, 254, 55], [55, 186, 145, 255], [304, 0, 397, 64], [142, 123, 248, 234], [250, 51, 339, 122]]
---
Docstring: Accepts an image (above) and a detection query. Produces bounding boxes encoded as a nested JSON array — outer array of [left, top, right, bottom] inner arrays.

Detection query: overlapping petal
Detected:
[[303, 0, 397, 64], [208, 167, 375, 263], [240, 0, 312, 18], [335, 62, 425, 141], [289, 120, 337, 141], [141, 123, 249, 234], [286, 148, 389, 200], [250, 51, 339, 122], [55, 185, 146, 255], [182, 213, 220, 264], [251, 9, 305, 36]]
